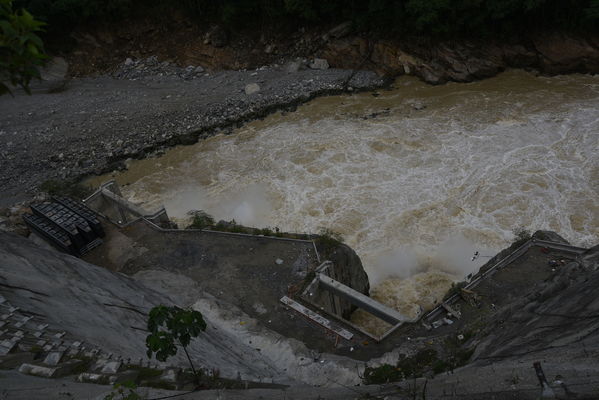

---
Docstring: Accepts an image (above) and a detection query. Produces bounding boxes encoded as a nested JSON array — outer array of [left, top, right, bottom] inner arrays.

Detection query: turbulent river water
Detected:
[[92, 70, 599, 332]]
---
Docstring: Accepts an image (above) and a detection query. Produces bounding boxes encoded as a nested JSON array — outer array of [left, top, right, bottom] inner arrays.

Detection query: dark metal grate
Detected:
[[23, 197, 104, 257], [22, 213, 77, 255], [53, 196, 105, 238]]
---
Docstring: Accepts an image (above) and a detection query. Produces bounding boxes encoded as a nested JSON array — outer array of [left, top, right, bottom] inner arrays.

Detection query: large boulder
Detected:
[[244, 83, 261, 95], [501, 44, 538, 68], [309, 58, 330, 70], [532, 32, 599, 74], [313, 243, 370, 320]]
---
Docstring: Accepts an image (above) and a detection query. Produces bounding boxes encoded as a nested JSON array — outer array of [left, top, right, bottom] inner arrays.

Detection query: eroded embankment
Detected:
[[0, 68, 383, 207]]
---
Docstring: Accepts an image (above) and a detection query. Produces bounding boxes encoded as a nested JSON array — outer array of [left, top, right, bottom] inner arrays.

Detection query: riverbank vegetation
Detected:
[[14, 0, 599, 39], [1, 0, 47, 95]]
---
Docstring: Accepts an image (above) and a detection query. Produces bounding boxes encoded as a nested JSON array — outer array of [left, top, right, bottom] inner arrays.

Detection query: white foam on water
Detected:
[[106, 71, 599, 325]]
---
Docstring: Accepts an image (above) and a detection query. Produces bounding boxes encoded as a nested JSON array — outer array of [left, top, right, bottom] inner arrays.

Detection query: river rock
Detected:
[[532, 32, 599, 74], [285, 61, 302, 73], [244, 83, 261, 95], [309, 58, 329, 70], [501, 44, 538, 68], [264, 44, 275, 54]]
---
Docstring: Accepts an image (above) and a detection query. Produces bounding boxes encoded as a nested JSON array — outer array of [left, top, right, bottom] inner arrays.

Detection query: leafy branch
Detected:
[[145, 305, 207, 384]]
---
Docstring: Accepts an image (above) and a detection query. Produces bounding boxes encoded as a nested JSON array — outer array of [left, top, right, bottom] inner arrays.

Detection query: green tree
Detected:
[[146, 305, 207, 383], [0, 0, 46, 95]]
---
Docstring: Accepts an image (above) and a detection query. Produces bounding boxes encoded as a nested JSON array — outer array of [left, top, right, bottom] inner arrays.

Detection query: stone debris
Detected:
[[44, 351, 64, 366], [442, 302, 462, 319], [245, 83, 261, 95], [160, 368, 180, 383], [285, 60, 303, 73], [113, 56, 207, 81], [101, 360, 122, 374], [309, 58, 329, 70], [0, 340, 17, 356], [19, 363, 57, 378], [410, 101, 427, 110], [77, 372, 107, 384]]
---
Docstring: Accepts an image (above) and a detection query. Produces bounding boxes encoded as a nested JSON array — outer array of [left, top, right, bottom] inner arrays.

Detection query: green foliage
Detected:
[[186, 210, 215, 230], [0, 0, 46, 95], [316, 227, 344, 250], [363, 343, 475, 384], [443, 280, 467, 301], [145, 380, 176, 391], [512, 227, 532, 247], [363, 363, 402, 385], [103, 381, 141, 400], [208, 219, 306, 239], [13, 0, 599, 39], [146, 305, 207, 362], [40, 179, 93, 199], [129, 365, 162, 381], [364, 348, 440, 384]]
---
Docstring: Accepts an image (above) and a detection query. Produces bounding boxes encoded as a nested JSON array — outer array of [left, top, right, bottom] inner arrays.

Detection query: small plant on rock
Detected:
[[103, 381, 140, 400], [316, 227, 344, 249], [146, 305, 207, 384], [186, 210, 215, 229], [512, 227, 532, 247]]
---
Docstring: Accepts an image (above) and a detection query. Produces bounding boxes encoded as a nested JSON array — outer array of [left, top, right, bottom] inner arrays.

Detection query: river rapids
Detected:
[[92, 70, 599, 334]]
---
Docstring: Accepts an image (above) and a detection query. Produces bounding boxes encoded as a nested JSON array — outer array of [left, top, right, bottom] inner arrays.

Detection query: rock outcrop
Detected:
[[313, 243, 370, 320], [321, 33, 599, 84]]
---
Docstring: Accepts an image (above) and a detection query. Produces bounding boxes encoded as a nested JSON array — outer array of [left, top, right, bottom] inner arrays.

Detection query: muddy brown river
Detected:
[[91, 70, 599, 330]]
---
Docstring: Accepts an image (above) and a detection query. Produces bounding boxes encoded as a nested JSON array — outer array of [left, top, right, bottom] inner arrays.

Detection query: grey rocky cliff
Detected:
[[320, 33, 599, 84], [0, 231, 368, 387], [0, 231, 289, 382], [473, 243, 599, 362], [313, 243, 370, 320]]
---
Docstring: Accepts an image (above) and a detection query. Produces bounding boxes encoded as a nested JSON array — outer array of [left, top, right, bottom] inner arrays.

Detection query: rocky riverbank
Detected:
[[0, 66, 383, 207], [321, 32, 599, 84], [63, 19, 599, 85]]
